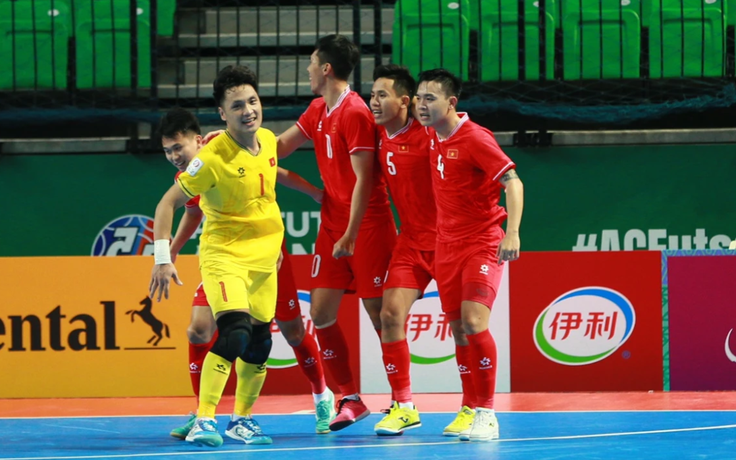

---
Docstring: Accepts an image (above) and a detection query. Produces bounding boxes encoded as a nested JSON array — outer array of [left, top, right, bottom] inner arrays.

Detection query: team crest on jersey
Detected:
[[331, 124, 336, 133], [447, 149, 459, 159], [187, 157, 204, 176], [399, 145, 408, 152], [269, 157, 276, 167]]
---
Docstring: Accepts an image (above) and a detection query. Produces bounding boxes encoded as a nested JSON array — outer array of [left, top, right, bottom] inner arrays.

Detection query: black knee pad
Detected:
[[210, 312, 252, 362], [240, 323, 272, 365]]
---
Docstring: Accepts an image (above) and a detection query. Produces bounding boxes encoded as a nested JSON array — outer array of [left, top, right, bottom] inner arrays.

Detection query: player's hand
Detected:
[[497, 231, 520, 265], [203, 130, 224, 145], [149, 263, 183, 302], [312, 189, 324, 204], [333, 233, 356, 259], [277, 250, 284, 271]]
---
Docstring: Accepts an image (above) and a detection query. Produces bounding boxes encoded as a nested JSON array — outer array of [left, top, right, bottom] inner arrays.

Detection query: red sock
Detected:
[[188, 332, 217, 400], [466, 329, 498, 409], [381, 339, 412, 403], [455, 344, 477, 408], [315, 322, 357, 396], [292, 332, 327, 394], [376, 328, 397, 401]]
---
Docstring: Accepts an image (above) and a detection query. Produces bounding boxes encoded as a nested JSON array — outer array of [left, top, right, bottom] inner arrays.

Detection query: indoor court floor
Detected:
[[3, 392, 736, 459]]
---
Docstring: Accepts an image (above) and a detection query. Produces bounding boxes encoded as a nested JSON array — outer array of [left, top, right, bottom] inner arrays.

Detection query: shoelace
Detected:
[[242, 419, 264, 435], [474, 410, 495, 427], [199, 419, 217, 432], [316, 400, 332, 418]]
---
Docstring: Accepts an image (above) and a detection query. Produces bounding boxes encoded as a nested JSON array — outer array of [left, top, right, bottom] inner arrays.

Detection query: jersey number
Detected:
[[326, 134, 333, 159], [259, 173, 265, 195], [311, 255, 321, 278], [437, 154, 445, 180], [386, 152, 397, 176]]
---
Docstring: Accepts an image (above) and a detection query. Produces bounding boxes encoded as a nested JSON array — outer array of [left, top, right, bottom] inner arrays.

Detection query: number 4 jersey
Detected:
[[377, 117, 436, 251]]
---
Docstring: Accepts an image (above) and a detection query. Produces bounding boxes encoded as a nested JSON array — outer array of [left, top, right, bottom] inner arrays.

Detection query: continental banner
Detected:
[[0, 256, 201, 398]]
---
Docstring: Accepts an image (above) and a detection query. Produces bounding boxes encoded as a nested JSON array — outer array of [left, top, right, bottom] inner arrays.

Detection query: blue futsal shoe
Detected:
[[225, 415, 273, 444], [185, 417, 223, 447]]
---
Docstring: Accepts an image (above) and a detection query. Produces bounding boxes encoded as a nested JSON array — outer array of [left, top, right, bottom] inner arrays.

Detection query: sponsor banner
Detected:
[[261, 255, 361, 395], [509, 251, 662, 391], [0, 255, 201, 398], [359, 266, 510, 394], [667, 254, 736, 391]]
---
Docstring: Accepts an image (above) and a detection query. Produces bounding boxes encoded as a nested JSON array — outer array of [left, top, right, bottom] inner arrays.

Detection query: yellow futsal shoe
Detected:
[[443, 406, 475, 438], [374, 402, 422, 436]]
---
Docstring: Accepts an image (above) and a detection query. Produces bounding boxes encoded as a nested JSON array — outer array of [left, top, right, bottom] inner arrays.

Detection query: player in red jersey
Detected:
[[158, 108, 337, 438], [366, 64, 435, 436], [277, 35, 397, 431], [416, 69, 524, 442]]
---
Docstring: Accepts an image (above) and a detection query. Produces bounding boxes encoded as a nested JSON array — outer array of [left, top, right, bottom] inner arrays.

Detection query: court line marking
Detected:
[[3, 409, 736, 420], [3, 423, 736, 460], [37, 423, 121, 434]]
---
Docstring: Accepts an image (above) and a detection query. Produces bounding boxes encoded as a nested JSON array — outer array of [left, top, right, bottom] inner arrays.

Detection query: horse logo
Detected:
[[126, 297, 170, 346]]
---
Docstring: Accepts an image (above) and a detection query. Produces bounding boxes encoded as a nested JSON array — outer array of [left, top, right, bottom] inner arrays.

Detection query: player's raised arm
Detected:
[[169, 205, 204, 262], [277, 124, 309, 159], [497, 169, 524, 264], [150, 183, 190, 301], [277, 167, 323, 203], [333, 150, 374, 259]]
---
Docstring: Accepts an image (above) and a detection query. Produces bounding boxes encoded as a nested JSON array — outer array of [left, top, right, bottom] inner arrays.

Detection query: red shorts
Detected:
[[435, 227, 505, 321], [384, 234, 435, 294], [192, 282, 210, 307], [311, 220, 397, 299], [275, 245, 301, 322]]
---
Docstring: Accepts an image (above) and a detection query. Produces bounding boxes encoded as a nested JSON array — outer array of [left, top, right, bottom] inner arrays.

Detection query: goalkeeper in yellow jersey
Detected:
[[149, 65, 283, 448]]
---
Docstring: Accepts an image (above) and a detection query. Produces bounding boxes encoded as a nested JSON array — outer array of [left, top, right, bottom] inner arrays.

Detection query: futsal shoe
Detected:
[[170, 412, 197, 439], [225, 415, 273, 444], [315, 388, 337, 434], [374, 402, 422, 436], [329, 397, 371, 431], [467, 408, 499, 442], [185, 417, 223, 447], [443, 406, 475, 438]]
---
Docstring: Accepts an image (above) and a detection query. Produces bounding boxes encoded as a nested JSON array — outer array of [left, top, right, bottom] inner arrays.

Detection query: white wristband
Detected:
[[153, 239, 172, 265]]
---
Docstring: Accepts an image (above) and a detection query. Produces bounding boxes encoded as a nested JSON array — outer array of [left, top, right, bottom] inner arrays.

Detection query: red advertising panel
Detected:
[[669, 255, 736, 391], [510, 251, 662, 391], [261, 254, 361, 395]]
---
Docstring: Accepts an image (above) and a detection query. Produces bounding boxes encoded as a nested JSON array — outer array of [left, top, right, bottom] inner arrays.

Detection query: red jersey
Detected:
[[377, 118, 436, 251], [297, 87, 392, 231], [428, 113, 515, 242], [174, 171, 201, 208]]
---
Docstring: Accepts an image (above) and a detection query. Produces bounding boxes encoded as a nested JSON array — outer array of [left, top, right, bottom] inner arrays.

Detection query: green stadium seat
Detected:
[[74, 0, 151, 88], [0, 0, 71, 90], [393, 0, 471, 80], [648, 0, 727, 78], [157, 0, 176, 36], [478, 0, 556, 81], [562, 0, 641, 80]]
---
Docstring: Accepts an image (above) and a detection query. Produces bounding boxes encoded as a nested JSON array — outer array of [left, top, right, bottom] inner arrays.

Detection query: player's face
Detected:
[[415, 81, 455, 128], [219, 84, 262, 136], [370, 77, 407, 127], [162, 132, 202, 171], [307, 50, 326, 95]]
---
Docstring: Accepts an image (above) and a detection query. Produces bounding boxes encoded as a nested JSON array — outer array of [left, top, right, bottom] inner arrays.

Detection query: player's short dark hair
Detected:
[[158, 107, 201, 139], [315, 34, 359, 81], [417, 68, 462, 98], [212, 65, 258, 107], [373, 64, 416, 99]]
